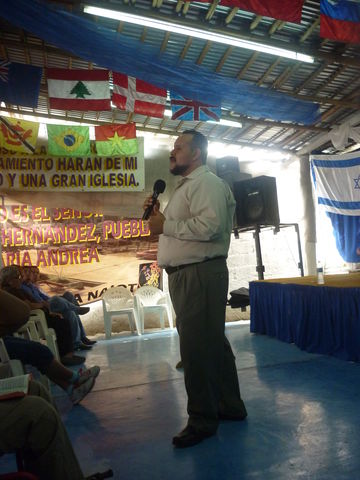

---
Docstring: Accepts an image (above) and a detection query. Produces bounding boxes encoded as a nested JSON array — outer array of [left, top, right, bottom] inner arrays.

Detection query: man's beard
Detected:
[[170, 164, 188, 176]]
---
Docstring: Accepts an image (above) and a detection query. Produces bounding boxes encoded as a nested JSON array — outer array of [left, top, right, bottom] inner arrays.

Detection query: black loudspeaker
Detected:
[[216, 156, 239, 178], [216, 156, 252, 191], [233, 175, 280, 228]]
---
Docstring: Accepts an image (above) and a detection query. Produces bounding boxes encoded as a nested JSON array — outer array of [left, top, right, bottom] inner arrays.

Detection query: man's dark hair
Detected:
[[0, 265, 21, 288], [183, 129, 208, 164]]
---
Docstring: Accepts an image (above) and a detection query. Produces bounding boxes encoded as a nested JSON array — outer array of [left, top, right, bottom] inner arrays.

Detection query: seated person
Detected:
[[0, 288, 100, 404], [0, 379, 112, 480], [0, 266, 84, 366], [3, 335, 99, 405], [22, 266, 96, 349]]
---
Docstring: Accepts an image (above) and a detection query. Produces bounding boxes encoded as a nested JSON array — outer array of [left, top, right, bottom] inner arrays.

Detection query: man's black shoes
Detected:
[[76, 342, 93, 351], [77, 306, 90, 315], [83, 337, 97, 345], [172, 425, 215, 448], [218, 412, 247, 421]]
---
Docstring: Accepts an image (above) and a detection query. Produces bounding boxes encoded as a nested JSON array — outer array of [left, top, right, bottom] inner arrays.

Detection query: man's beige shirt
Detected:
[[157, 165, 235, 268]]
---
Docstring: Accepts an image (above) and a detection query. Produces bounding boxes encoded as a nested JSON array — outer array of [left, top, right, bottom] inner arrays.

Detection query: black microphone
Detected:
[[142, 179, 166, 220]]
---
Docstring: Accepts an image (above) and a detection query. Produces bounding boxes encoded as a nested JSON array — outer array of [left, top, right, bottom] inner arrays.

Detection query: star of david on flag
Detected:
[[170, 93, 221, 122], [310, 150, 360, 262]]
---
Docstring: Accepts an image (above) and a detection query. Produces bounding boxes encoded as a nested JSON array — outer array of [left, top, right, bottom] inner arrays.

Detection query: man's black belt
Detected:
[[165, 256, 225, 275]]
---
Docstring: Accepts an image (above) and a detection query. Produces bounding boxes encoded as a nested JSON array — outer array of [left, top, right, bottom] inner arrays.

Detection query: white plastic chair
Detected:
[[134, 285, 174, 334], [101, 286, 141, 339], [0, 338, 24, 378], [28, 309, 60, 361], [13, 313, 55, 390]]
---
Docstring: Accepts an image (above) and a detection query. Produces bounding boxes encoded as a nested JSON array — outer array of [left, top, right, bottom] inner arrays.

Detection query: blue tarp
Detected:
[[0, 0, 321, 125]]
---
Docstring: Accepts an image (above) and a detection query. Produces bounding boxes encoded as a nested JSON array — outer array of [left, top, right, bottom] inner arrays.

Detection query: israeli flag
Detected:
[[311, 151, 360, 262]]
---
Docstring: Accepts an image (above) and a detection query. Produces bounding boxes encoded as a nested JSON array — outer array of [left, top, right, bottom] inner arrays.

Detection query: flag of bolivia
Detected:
[[95, 123, 138, 156]]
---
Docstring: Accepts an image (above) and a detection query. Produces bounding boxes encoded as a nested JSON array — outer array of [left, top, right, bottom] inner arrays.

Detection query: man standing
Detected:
[[145, 130, 247, 448]]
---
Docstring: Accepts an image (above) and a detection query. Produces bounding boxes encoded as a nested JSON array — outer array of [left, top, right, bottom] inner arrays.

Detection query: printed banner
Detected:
[[0, 137, 144, 192], [0, 196, 160, 303]]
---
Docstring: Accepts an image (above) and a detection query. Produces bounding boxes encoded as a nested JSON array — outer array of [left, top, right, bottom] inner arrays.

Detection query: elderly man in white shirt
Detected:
[[145, 130, 247, 449]]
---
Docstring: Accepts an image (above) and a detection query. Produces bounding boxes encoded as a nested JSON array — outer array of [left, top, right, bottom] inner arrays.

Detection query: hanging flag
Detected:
[[170, 93, 221, 122], [112, 72, 167, 118], [320, 0, 360, 43], [0, 117, 39, 153], [0, 60, 42, 108], [47, 69, 111, 111], [183, 0, 304, 23], [95, 123, 138, 156], [310, 151, 360, 262], [47, 124, 90, 156], [329, 123, 360, 150]]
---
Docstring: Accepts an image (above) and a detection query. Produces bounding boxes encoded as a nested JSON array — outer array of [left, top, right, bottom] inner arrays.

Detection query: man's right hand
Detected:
[[143, 195, 160, 216]]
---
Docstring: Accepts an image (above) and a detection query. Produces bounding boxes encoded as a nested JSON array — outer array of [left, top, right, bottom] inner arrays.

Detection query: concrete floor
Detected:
[[2, 322, 360, 479]]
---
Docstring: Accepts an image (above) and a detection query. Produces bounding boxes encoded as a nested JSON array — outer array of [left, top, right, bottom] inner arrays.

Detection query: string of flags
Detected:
[[0, 62, 221, 124], [0, 0, 358, 132], [0, 117, 139, 156], [182, 0, 360, 43]]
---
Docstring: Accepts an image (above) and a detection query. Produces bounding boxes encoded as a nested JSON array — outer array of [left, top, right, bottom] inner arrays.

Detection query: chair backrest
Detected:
[[134, 286, 165, 306], [28, 310, 60, 361], [102, 286, 134, 311], [0, 339, 25, 378], [0, 338, 11, 364]]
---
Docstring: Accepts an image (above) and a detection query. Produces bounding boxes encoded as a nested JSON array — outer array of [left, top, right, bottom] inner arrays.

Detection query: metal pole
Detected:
[[253, 225, 265, 280], [294, 223, 305, 277]]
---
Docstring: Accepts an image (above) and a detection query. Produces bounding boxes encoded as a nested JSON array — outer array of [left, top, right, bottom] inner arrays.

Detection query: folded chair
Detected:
[[134, 286, 174, 334]]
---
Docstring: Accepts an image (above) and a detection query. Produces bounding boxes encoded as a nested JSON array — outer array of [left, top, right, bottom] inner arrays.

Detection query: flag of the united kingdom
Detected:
[[170, 93, 221, 122], [0, 60, 10, 82]]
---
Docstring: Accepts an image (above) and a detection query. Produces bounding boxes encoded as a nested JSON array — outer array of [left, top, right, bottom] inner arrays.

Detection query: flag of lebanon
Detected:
[[47, 69, 111, 111], [112, 72, 167, 118]]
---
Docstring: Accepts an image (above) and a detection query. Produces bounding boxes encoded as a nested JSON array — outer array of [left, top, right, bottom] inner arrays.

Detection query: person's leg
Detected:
[[49, 297, 82, 347], [44, 312, 77, 359], [50, 295, 89, 316], [218, 336, 247, 419], [3, 335, 55, 373], [0, 380, 85, 480], [3, 335, 98, 401], [169, 259, 228, 434], [62, 291, 80, 306], [44, 358, 100, 389], [61, 292, 95, 345]]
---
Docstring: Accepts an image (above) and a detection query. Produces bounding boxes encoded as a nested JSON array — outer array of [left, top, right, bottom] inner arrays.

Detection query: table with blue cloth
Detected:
[[249, 273, 360, 362]]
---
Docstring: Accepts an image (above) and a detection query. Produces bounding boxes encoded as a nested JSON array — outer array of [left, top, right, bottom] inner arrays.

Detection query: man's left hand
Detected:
[[148, 210, 165, 235]]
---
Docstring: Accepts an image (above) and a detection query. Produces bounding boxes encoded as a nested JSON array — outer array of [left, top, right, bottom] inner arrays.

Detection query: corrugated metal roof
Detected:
[[0, 0, 359, 154]]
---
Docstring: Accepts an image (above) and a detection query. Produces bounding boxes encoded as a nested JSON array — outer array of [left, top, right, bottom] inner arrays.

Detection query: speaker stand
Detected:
[[253, 225, 265, 280], [235, 222, 304, 280]]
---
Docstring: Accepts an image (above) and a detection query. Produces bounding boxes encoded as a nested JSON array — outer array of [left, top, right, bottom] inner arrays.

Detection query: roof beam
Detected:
[[82, 6, 360, 68]]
